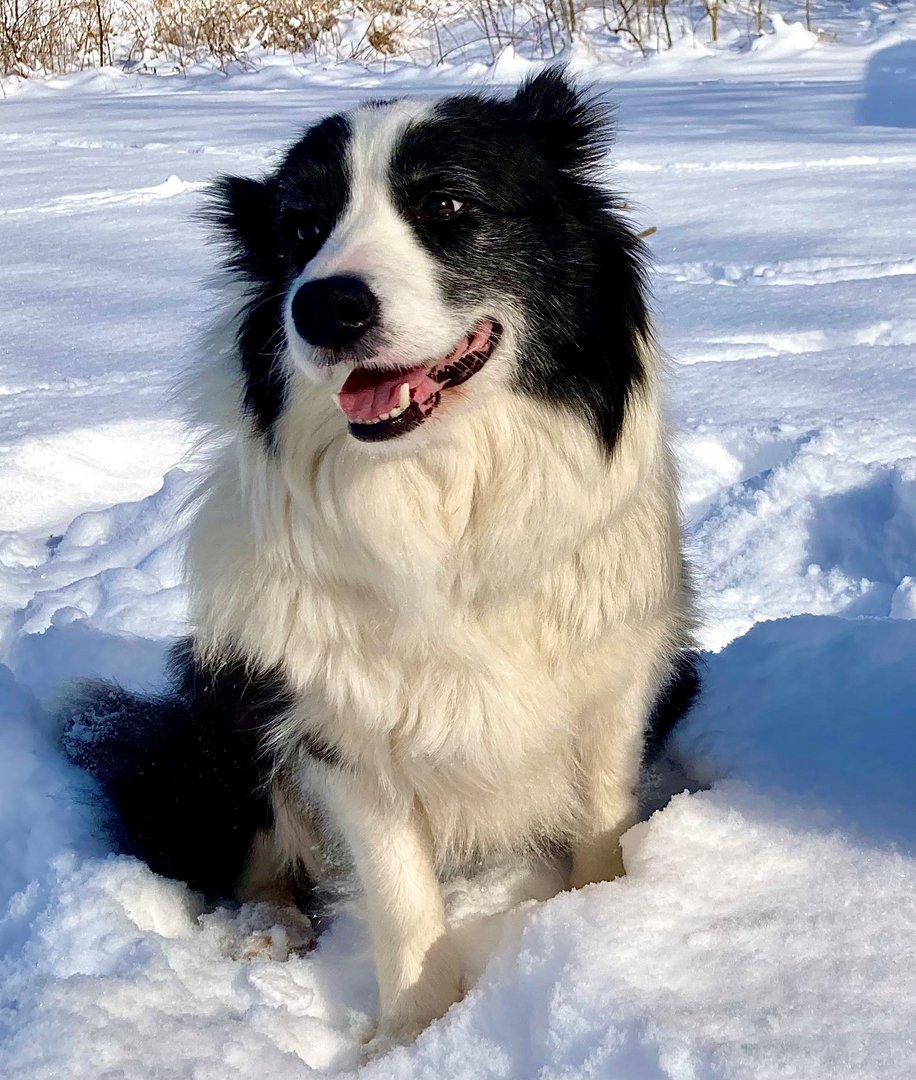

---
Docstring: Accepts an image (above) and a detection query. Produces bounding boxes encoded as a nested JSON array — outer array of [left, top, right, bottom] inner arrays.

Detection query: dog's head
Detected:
[[208, 68, 650, 453]]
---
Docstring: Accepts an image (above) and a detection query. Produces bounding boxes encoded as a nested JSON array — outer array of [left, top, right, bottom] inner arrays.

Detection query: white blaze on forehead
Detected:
[[289, 98, 472, 372], [309, 98, 433, 280]]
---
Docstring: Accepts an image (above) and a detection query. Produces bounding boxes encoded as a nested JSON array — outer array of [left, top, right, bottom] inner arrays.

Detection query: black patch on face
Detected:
[[204, 114, 352, 441], [388, 67, 650, 454]]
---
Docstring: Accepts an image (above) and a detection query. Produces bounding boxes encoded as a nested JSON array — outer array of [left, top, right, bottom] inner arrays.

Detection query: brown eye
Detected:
[[419, 192, 465, 220]]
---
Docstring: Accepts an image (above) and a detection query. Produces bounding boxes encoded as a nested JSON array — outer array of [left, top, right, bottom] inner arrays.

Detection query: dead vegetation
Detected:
[[1, 0, 815, 78]]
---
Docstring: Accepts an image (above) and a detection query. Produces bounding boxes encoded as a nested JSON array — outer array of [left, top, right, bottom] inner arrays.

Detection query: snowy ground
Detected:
[[2, 18, 916, 1080]]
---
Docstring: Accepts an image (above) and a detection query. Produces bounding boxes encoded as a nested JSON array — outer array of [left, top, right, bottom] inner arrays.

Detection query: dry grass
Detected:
[[2, 0, 816, 77], [2, 0, 112, 74], [2, 0, 367, 74]]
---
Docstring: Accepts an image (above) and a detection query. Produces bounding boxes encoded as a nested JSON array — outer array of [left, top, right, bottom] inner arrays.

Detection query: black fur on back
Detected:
[[60, 641, 290, 900]]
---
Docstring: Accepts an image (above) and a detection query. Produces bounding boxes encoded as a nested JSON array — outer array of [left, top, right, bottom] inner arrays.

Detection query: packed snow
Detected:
[[2, 11, 916, 1079]]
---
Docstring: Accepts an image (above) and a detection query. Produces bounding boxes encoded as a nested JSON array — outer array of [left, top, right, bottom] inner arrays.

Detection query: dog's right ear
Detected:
[[203, 175, 280, 281]]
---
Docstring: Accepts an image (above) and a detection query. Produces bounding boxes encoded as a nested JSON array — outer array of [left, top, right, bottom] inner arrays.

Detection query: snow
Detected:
[[750, 12, 819, 57], [3, 11, 916, 1079]]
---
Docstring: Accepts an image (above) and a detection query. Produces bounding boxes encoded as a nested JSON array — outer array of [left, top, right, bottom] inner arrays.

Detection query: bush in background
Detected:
[[1, 0, 821, 78]]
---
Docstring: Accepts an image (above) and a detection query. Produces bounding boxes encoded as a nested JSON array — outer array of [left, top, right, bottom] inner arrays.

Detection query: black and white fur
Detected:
[[63, 69, 698, 1051]]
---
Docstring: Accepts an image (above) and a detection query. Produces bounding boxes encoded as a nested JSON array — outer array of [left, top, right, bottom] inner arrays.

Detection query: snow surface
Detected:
[[2, 15, 916, 1080]]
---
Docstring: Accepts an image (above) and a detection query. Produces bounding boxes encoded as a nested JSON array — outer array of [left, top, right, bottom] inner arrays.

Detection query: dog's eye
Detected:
[[418, 192, 465, 221], [283, 209, 326, 257], [296, 222, 321, 242]]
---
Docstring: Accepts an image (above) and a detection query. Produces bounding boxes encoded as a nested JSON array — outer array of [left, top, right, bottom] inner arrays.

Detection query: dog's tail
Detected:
[[640, 650, 706, 813], [644, 649, 702, 759], [59, 641, 274, 899]]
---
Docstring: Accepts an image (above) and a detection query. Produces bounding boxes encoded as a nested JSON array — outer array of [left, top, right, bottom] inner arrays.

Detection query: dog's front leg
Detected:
[[322, 773, 462, 1049], [570, 676, 652, 890]]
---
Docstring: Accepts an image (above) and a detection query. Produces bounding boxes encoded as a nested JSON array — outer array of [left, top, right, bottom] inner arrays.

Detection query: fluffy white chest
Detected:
[[189, 386, 676, 857]]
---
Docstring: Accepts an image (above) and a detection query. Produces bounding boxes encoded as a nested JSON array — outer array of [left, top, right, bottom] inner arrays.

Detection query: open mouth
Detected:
[[336, 319, 501, 442]]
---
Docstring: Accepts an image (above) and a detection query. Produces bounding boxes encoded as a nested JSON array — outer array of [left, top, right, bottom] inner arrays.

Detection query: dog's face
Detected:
[[279, 96, 511, 447], [210, 69, 650, 453]]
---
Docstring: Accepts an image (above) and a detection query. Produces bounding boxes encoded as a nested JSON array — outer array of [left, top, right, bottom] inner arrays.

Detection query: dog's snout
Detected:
[[291, 275, 379, 352]]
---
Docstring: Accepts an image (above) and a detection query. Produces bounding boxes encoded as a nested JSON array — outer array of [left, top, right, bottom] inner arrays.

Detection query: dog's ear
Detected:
[[203, 175, 280, 281], [511, 67, 610, 176]]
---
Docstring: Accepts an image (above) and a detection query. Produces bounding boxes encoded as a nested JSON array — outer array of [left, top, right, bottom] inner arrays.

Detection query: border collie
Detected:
[[64, 68, 698, 1052]]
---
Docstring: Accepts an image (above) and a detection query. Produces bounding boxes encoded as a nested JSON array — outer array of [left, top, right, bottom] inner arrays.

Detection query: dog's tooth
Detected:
[[379, 412, 390, 421], [398, 382, 410, 410]]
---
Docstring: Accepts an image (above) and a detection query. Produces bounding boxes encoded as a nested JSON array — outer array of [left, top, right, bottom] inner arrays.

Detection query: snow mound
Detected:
[[399, 786, 916, 1080], [0, 667, 100, 911], [686, 441, 916, 648], [859, 40, 916, 128], [681, 614, 916, 848], [4, 470, 195, 702], [891, 576, 916, 618], [751, 13, 819, 57]]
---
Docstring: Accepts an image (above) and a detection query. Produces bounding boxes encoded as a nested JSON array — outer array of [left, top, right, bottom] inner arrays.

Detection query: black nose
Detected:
[[290, 275, 379, 352]]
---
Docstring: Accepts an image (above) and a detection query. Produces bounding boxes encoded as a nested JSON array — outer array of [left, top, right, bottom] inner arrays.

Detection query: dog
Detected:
[[63, 68, 698, 1051]]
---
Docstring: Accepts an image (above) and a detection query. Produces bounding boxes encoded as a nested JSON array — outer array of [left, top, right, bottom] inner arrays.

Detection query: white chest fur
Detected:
[[188, 381, 684, 859]]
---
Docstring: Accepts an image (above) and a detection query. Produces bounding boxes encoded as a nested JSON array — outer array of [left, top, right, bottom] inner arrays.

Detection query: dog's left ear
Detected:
[[511, 67, 610, 176]]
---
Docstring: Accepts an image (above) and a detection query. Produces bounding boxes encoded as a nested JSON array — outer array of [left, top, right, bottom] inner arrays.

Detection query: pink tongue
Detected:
[[338, 364, 440, 423]]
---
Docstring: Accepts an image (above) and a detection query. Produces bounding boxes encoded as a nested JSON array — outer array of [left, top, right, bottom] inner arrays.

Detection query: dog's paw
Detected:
[[204, 902, 316, 962], [244, 903, 316, 960], [360, 1014, 440, 1064], [361, 961, 465, 1060], [360, 1027, 414, 1064]]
